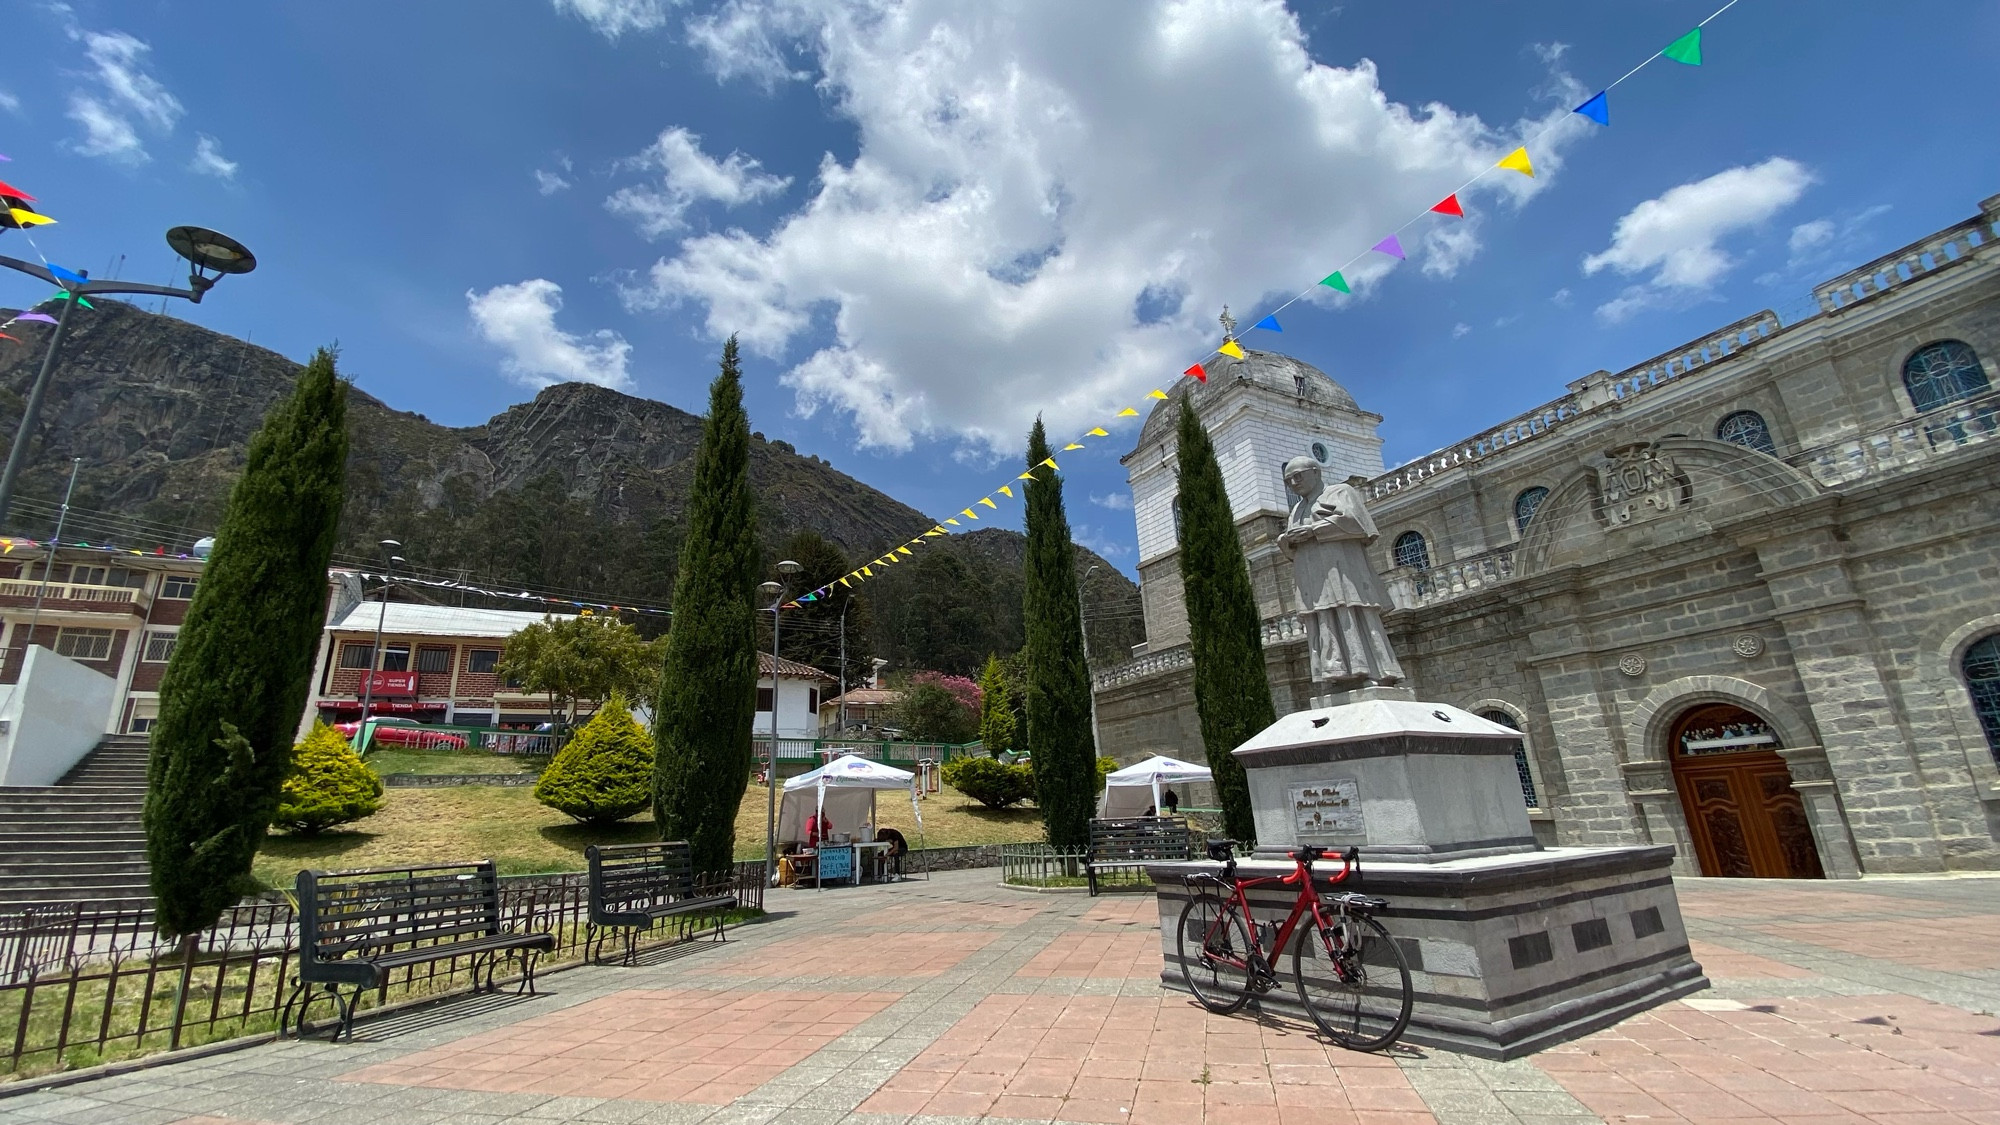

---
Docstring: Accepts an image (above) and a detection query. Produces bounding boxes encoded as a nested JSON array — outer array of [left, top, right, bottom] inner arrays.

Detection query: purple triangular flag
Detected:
[[1372, 234, 1405, 260], [14, 312, 57, 324]]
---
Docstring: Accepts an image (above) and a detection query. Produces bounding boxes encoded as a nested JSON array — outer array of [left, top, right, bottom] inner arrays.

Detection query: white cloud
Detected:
[[1450, 322, 1471, 338], [1582, 157, 1814, 321], [1090, 491, 1133, 511], [606, 127, 790, 237], [63, 30, 183, 163], [1787, 219, 1834, 256], [1073, 524, 1131, 559], [1550, 287, 1572, 307], [551, 0, 669, 39], [466, 279, 634, 390], [0, 89, 20, 115], [188, 133, 236, 179], [630, 0, 1589, 453], [535, 157, 574, 195]]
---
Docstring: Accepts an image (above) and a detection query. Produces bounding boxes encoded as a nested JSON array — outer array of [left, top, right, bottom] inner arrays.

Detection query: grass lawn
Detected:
[[253, 780, 1045, 887], [361, 747, 546, 776]]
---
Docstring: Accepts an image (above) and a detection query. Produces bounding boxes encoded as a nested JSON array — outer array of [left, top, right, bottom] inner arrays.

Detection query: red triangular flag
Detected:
[[0, 180, 34, 203], [1185, 363, 1207, 383], [1431, 194, 1463, 217], [155, 545, 165, 555]]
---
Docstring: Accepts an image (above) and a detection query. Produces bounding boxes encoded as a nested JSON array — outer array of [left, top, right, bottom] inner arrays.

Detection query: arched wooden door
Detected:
[[1669, 703, 1824, 879]]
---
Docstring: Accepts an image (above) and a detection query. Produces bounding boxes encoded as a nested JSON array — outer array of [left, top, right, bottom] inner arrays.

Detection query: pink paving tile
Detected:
[[1015, 929, 1163, 979], [1756, 914, 2000, 970], [1081, 897, 1162, 927], [716, 931, 999, 975], [1689, 938, 1816, 980], [338, 988, 897, 1104]]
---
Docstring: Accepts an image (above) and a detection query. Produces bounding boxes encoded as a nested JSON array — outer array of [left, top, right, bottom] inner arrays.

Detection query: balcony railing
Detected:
[[1813, 212, 1995, 314], [1787, 389, 2000, 488], [1093, 615, 1305, 692], [0, 580, 144, 609]]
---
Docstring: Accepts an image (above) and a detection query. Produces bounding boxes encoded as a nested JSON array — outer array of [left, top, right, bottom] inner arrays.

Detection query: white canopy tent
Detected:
[[1096, 755, 1213, 819], [780, 755, 921, 888]]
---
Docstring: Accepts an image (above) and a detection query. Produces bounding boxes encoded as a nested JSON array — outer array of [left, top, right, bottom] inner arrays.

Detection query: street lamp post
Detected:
[[0, 227, 257, 528], [835, 598, 850, 737], [761, 559, 802, 886], [356, 542, 402, 753]]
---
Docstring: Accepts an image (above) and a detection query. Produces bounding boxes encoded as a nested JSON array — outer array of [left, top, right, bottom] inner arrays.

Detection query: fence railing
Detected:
[[753, 737, 984, 768], [0, 861, 765, 1081], [999, 845, 1090, 887]]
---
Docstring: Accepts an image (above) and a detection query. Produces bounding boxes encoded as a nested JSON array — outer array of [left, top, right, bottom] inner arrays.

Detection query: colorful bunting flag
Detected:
[[0, 333, 15, 343], [14, 312, 56, 324], [1574, 91, 1609, 126], [4, 208, 54, 228], [1147, 389, 1167, 400], [0, 181, 33, 202], [1254, 314, 1282, 332], [1063, 443, 1084, 451], [1117, 407, 1139, 417], [945, 518, 960, 525], [923, 529, 944, 537], [1086, 427, 1109, 437], [897, 545, 913, 555], [996, 485, 1012, 498], [862, 566, 873, 577], [1217, 339, 1246, 360], [1661, 27, 1701, 65], [1319, 271, 1351, 294], [1184, 363, 1206, 383], [1497, 147, 1535, 177], [51, 292, 92, 309], [1039, 457, 1058, 470], [978, 497, 996, 509], [48, 264, 86, 286], [1372, 234, 1405, 260], [961, 508, 978, 519], [1431, 194, 1463, 217]]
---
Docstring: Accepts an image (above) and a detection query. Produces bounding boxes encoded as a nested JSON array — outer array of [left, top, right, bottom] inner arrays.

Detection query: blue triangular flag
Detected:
[[1574, 91, 1608, 126], [47, 263, 86, 286], [1254, 315, 1281, 332]]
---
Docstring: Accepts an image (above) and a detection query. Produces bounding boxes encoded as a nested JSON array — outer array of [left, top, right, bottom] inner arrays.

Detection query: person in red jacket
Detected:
[[806, 809, 835, 847]]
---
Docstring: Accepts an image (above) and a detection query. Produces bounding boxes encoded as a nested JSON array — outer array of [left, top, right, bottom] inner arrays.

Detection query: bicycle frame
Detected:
[[1204, 847, 1355, 972]]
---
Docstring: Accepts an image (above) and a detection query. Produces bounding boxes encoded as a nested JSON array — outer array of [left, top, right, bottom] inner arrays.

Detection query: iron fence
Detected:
[[999, 845, 1090, 887], [0, 861, 765, 1081]]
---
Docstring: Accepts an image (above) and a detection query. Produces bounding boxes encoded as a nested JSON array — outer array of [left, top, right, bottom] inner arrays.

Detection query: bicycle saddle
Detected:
[[1205, 839, 1237, 862]]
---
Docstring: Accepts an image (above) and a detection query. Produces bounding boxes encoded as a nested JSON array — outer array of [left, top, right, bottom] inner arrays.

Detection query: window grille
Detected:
[[416, 647, 453, 674], [142, 630, 178, 663], [1904, 341, 1989, 412], [338, 643, 375, 669], [1963, 634, 2000, 767], [1513, 487, 1550, 533], [1479, 709, 1539, 808], [467, 649, 500, 675], [54, 628, 115, 661], [1392, 531, 1430, 570], [1716, 410, 1777, 455]]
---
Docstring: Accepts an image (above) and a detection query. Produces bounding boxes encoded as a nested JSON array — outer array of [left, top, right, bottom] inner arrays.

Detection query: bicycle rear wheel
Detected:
[[1176, 892, 1254, 1014], [1293, 912, 1412, 1051]]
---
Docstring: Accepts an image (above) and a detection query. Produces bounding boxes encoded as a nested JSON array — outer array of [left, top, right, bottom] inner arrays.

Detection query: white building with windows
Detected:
[[1095, 192, 2000, 880], [755, 652, 833, 740]]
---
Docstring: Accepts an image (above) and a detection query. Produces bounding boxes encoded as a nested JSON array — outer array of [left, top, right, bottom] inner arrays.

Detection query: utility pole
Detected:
[[355, 541, 401, 752], [22, 458, 82, 663], [836, 599, 849, 737], [1079, 564, 1102, 754]]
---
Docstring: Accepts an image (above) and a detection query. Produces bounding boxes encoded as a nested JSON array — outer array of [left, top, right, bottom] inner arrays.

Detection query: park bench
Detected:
[[284, 860, 554, 1040], [1086, 816, 1192, 896], [584, 841, 738, 963]]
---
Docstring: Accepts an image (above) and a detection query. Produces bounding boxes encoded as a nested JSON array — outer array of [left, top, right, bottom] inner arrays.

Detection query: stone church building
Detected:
[[1093, 192, 2000, 879]]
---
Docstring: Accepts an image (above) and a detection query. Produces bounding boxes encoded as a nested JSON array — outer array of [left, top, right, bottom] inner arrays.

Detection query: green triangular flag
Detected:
[[1661, 27, 1701, 66], [1318, 271, 1351, 294], [51, 291, 93, 309]]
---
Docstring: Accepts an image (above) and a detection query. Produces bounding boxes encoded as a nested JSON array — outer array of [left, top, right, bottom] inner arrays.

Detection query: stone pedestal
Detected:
[[1144, 698, 1709, 1058]]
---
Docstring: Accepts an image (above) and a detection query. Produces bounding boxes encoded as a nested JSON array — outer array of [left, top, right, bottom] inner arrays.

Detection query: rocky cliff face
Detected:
[[0, 299, 1142, 659]]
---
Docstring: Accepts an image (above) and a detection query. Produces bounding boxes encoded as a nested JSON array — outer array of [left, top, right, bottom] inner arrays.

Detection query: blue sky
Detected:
[[4, 0, 1996, 577]]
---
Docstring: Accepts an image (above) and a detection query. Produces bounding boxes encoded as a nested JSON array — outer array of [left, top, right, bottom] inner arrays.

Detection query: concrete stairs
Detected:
[[0, 734, 152, 914]]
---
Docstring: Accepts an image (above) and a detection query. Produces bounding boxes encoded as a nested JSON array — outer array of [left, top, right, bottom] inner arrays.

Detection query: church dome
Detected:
[[1137, 347, 1361, 447]]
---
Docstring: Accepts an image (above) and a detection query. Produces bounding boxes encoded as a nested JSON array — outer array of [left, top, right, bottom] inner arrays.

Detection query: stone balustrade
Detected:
[[1813, 213, 1996, 314], [1384, 547, 1518, 610], [1091, 614, 1305, 691], [1788, 390, 2000, 487]]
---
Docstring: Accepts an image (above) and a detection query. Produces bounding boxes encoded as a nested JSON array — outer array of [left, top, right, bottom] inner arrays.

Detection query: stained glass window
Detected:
[[1962, 634, 2000, 767], [1480, 709, 1539, 808], [1392, 531, 1430, 570], [1514, 487, 1550, 533], [1716, 410, 1776, 455], [1903, 341, 1989, 412]]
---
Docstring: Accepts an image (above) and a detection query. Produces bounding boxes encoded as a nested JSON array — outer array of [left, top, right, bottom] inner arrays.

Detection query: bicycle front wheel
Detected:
[[1293, 912, 1412, 1051], [1176, 892, 1254, 1014]]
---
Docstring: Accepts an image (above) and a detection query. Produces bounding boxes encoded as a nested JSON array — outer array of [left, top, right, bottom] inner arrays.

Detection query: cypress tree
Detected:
[[653, 336, 759, 873], [1021, 418, 1096, 851], [1174, 400, 1268, 843], [977, 653, 1015, 757], [145, 349, 349, 938]]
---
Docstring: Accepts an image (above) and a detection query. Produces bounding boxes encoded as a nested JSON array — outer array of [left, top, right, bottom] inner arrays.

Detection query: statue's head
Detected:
[[1283, 455, 1322, 497]]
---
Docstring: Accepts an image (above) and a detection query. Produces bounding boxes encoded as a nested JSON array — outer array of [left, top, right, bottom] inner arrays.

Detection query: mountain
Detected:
[[0, 299, 1142, 667]]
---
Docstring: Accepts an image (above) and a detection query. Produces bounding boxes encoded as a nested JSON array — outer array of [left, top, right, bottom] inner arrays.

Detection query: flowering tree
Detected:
[[910, 670, 981, 712]]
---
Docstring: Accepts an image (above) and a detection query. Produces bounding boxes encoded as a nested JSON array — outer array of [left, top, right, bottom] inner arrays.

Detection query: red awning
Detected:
[[318, 699, 447, 715]]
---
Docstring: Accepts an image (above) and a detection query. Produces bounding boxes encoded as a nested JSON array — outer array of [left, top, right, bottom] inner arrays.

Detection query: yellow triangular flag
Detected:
[[1063, 443, 1084, 451], [1497, 146, 1534, 177], [997, 485, 1013, 497], [862, 566, 873, 577], [1040, 457, 1058, 469], [838, 577, 852, 587], [1117, 407, 1139, 417], [7, 208, 56, 228], [978, 496, 997, 509], [1018, 470, 1035, 480], [946, 518, 960, 525], [1148, 389, 1168, 400], [924, 529, 945, 537], [1218, 339, 1246, 360], [962, 508, 979, 520], [932, 525, 946, 534], [1087, 427, 1108, 437], [898, 546, 913, 555]]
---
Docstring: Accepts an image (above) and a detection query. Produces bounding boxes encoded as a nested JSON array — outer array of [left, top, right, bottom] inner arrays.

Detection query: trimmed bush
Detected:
[[942, 756, 1036, 809], [536, 695, 652, 825], [272, 721, 382, 835], [1095, 756, 1119, 795]]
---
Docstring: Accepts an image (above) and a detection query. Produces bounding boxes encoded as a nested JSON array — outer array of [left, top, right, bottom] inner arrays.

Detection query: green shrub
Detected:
[[1095, 756, 1118, 795], [272, 721, 382, 835], [942, 755, 1036, 809], [536, 695, 652, 825]]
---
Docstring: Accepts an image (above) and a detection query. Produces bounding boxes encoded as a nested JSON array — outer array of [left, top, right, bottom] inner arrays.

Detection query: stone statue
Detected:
[[1277, 456, 1404, 691]]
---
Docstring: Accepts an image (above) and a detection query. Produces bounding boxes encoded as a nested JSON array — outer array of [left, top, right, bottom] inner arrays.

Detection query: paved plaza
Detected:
[[3, 869, 1998, 1125]]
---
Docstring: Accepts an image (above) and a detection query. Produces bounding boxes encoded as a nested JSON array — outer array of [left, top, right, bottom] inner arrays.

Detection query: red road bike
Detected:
[[1177, 840, 1413, 1051]]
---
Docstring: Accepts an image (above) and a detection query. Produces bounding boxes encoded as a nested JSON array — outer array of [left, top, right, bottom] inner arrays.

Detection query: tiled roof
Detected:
[[761, 652, 834, 680], [327, 601, 575, 639]]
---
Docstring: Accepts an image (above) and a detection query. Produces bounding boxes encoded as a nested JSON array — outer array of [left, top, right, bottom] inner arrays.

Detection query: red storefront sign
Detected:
[[319, 699, 445, 715], [360, 671, 418, 698]]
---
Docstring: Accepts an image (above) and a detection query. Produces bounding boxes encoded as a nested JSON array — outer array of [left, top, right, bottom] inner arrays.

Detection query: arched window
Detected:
[[1392, 531, 1430, 570], [1716, 410, 1776, 455], [1903, 341, 1989, 412], [1479, 709, 1539, 808], [1171, 496, 1184, 543], [1962, 634, 2000, 767], [1513, 487, 1550, 533]]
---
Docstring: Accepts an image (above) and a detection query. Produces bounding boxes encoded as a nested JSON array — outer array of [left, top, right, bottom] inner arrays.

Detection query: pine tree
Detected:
[[145, 349, 349, 937], [272, 721, 382, 835], [536, 694, 652, 825], [1021, 418, 1096, 850], [978, 654, 1015, 757], [1174, 400, 1268, 843], [653, 336, 760, 873]]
